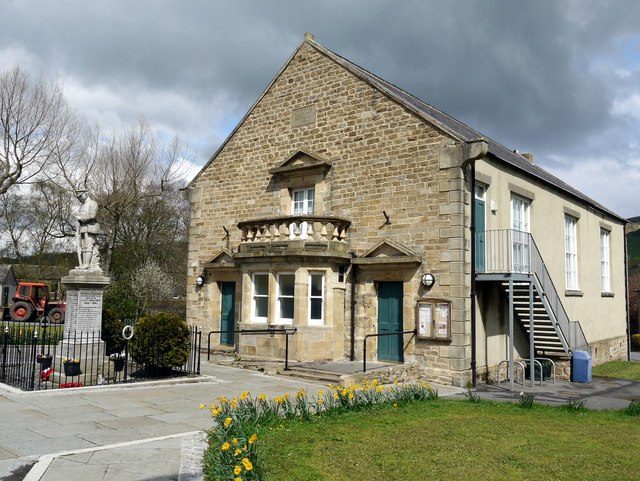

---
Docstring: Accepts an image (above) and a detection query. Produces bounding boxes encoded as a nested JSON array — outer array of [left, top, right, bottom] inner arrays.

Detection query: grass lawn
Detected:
[[1, 322, 64, 345], [592, 360, 640, 381], [259, 400, 639, 481]]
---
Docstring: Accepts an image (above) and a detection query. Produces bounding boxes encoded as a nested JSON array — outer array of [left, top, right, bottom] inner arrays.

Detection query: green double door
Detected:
[[377, 282, 403, 362], [220, 282, 235, 346]]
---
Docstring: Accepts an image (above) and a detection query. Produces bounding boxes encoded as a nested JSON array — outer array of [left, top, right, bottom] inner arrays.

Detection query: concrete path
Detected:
[[0, 362, 329, 481], [1, 356, 638, 481]]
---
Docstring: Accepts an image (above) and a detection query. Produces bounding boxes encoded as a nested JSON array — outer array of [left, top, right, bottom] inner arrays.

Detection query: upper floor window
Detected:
[[511, 194, 531, 273], [308, 272, 325, 326], [600, 229, 611, 292], [292, 187, 314, 215], [291, 188, 315, 239], [564, 215, 579, 290], [277, 273, 295, 324], [252, 273, 269, 323]]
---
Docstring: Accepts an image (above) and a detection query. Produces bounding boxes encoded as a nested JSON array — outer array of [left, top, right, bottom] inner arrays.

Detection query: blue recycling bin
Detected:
[[572, 350, 592, 383]]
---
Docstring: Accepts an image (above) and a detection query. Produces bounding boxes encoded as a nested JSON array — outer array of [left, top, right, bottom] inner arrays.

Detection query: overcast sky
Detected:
[[1, 0, 638, 218]]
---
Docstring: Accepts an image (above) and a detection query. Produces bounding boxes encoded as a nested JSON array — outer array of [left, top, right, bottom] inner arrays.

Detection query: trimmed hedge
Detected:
[[129, 312, 190, 373]]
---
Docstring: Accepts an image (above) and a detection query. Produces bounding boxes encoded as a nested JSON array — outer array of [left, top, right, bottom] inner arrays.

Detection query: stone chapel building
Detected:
[[185, 34, 628, 386]]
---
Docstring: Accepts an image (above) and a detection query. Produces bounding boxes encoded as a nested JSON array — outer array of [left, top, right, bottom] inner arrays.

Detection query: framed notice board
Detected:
[[416, 299, 451, 341]]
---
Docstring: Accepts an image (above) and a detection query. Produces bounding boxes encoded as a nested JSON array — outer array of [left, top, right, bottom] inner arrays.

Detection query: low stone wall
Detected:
[[590, 336, 628, 366]]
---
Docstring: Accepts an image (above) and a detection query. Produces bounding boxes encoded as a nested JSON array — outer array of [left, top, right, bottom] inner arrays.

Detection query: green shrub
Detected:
[[101, 308, 126, 355], [129, 312, 190, 373], [631, 334, 640, 351], [103, 280, 137, 319]]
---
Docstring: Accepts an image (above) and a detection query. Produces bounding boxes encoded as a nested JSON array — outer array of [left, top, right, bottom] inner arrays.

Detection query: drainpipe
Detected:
[[350, 252, 357, 361], [624, 225, 631, 361], [469, 161, 478, 386]]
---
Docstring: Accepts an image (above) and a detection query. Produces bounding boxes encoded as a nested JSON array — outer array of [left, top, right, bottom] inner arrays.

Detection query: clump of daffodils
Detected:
[[202, 381, 437, 480]]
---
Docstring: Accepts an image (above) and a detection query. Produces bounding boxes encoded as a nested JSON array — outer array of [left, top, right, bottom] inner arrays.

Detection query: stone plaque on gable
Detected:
[[291, 105, 316, 127]]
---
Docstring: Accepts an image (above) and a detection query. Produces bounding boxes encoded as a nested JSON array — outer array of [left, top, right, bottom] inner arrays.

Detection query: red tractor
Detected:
[[8, 282, 66, 323]]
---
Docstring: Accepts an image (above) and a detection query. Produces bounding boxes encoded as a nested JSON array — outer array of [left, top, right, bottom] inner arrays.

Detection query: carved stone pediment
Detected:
[[268, 149, 332, 178], [203, 249, 237, 269], [352, 239, 422, 267]]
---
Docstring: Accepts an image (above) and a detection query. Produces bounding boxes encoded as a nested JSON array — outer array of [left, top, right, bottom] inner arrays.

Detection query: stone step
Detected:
[[277, 367, 343, 385]]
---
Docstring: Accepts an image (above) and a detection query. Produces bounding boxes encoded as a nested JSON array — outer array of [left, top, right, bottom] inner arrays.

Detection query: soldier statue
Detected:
[[75, 190, 102, 271]]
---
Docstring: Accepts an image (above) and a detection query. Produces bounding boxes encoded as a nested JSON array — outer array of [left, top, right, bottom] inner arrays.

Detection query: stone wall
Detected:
[[187, 41, 474, 385]]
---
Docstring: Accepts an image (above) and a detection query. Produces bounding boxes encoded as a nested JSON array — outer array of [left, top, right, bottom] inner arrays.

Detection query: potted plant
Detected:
[[524, 359, 553, 381], [36, 353, 53, 370], [63, 357, 81, 377], [109, 352, 126, 372]]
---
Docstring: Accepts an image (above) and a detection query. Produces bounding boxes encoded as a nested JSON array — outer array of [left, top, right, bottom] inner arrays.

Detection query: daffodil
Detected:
[[221, 442, 230, 451], [248, 433, 257, 445], [242, 457, 253, 471], [223, 417, 233, 428], [234, 448, 242, 456], [231, 437, 238, 444], [199, 404, 205, 409], [240, 390, 250, 400], [234, 465, 242, 475]]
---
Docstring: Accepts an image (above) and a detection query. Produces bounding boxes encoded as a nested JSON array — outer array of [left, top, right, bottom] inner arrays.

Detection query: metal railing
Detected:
[[479, 229, 588, 353], [207, 327, 297, 370], [1, 319, 202, 391], [363, 329, 416, 373]]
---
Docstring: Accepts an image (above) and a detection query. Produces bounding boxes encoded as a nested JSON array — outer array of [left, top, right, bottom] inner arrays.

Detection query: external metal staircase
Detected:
[[500, 280, 567, 355], [478, 230, 589, 356]]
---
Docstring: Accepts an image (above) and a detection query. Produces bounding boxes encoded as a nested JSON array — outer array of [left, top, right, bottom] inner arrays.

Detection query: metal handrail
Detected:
[[207, 326, 297, 370], [480, 229, 588, 353], [529, 235, 588, 353], [363, 329, 416, 373]]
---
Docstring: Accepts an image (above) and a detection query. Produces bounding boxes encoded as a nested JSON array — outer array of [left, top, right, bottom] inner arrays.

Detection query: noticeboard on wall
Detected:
[[416, 299, 451, 341]]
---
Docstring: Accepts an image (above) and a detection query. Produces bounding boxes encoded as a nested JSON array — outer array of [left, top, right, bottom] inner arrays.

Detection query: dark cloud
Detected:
[[1, 0, 638, 216]]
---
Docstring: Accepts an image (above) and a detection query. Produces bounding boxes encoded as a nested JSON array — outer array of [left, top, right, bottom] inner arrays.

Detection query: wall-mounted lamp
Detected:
[[195, 275, 205, 287], [421, 273, 436, 288]]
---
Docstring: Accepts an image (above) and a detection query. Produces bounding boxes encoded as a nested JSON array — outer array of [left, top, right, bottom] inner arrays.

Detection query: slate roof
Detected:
[[192, 36, 624, 223], [0, 264, 16, 284], [305, 38, 625, 222]]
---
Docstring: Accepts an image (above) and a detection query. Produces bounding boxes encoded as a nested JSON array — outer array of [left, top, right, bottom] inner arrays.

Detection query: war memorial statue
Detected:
[[75, 190, 102, 272]]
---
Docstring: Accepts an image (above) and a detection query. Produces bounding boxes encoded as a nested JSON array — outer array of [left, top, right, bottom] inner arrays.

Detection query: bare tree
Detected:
[[0, 191, 30, 262], [0, 66, 79, 195], [86, 121, 186, 273], [25, 180, 75, 263]]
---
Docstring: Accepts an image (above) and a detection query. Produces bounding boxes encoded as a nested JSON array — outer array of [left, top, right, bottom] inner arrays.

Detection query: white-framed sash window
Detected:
[[565, 215, 579, 290], [510, 194, 531, 273], [600, 228, 611, 292], [252, 273, 269, 323], [277, 273, 295, 324], [291, 187, 315, 239], [308, 272, 325, 326]]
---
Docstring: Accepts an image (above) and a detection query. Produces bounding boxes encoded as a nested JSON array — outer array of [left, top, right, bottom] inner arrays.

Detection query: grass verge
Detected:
[[592, 360, 640, 380], [259, 400, 640, 481]]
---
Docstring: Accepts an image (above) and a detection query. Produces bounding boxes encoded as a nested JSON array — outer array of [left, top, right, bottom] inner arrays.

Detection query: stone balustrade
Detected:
[[238, 215, 351, 244]]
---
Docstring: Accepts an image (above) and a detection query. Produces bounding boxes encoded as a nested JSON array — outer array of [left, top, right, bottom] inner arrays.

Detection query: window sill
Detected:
[[565, 290, 584, 297], [601, 291, 615, 298]]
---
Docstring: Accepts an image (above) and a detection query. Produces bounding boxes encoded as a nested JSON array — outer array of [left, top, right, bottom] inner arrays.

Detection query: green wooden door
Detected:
[[220, 282, 235, 346], [475, 198, 486, 272], [377, 282, 403, 362]]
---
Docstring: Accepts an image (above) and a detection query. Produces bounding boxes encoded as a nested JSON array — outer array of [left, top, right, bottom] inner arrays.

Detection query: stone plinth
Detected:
[[60, 269, 111, 362]]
